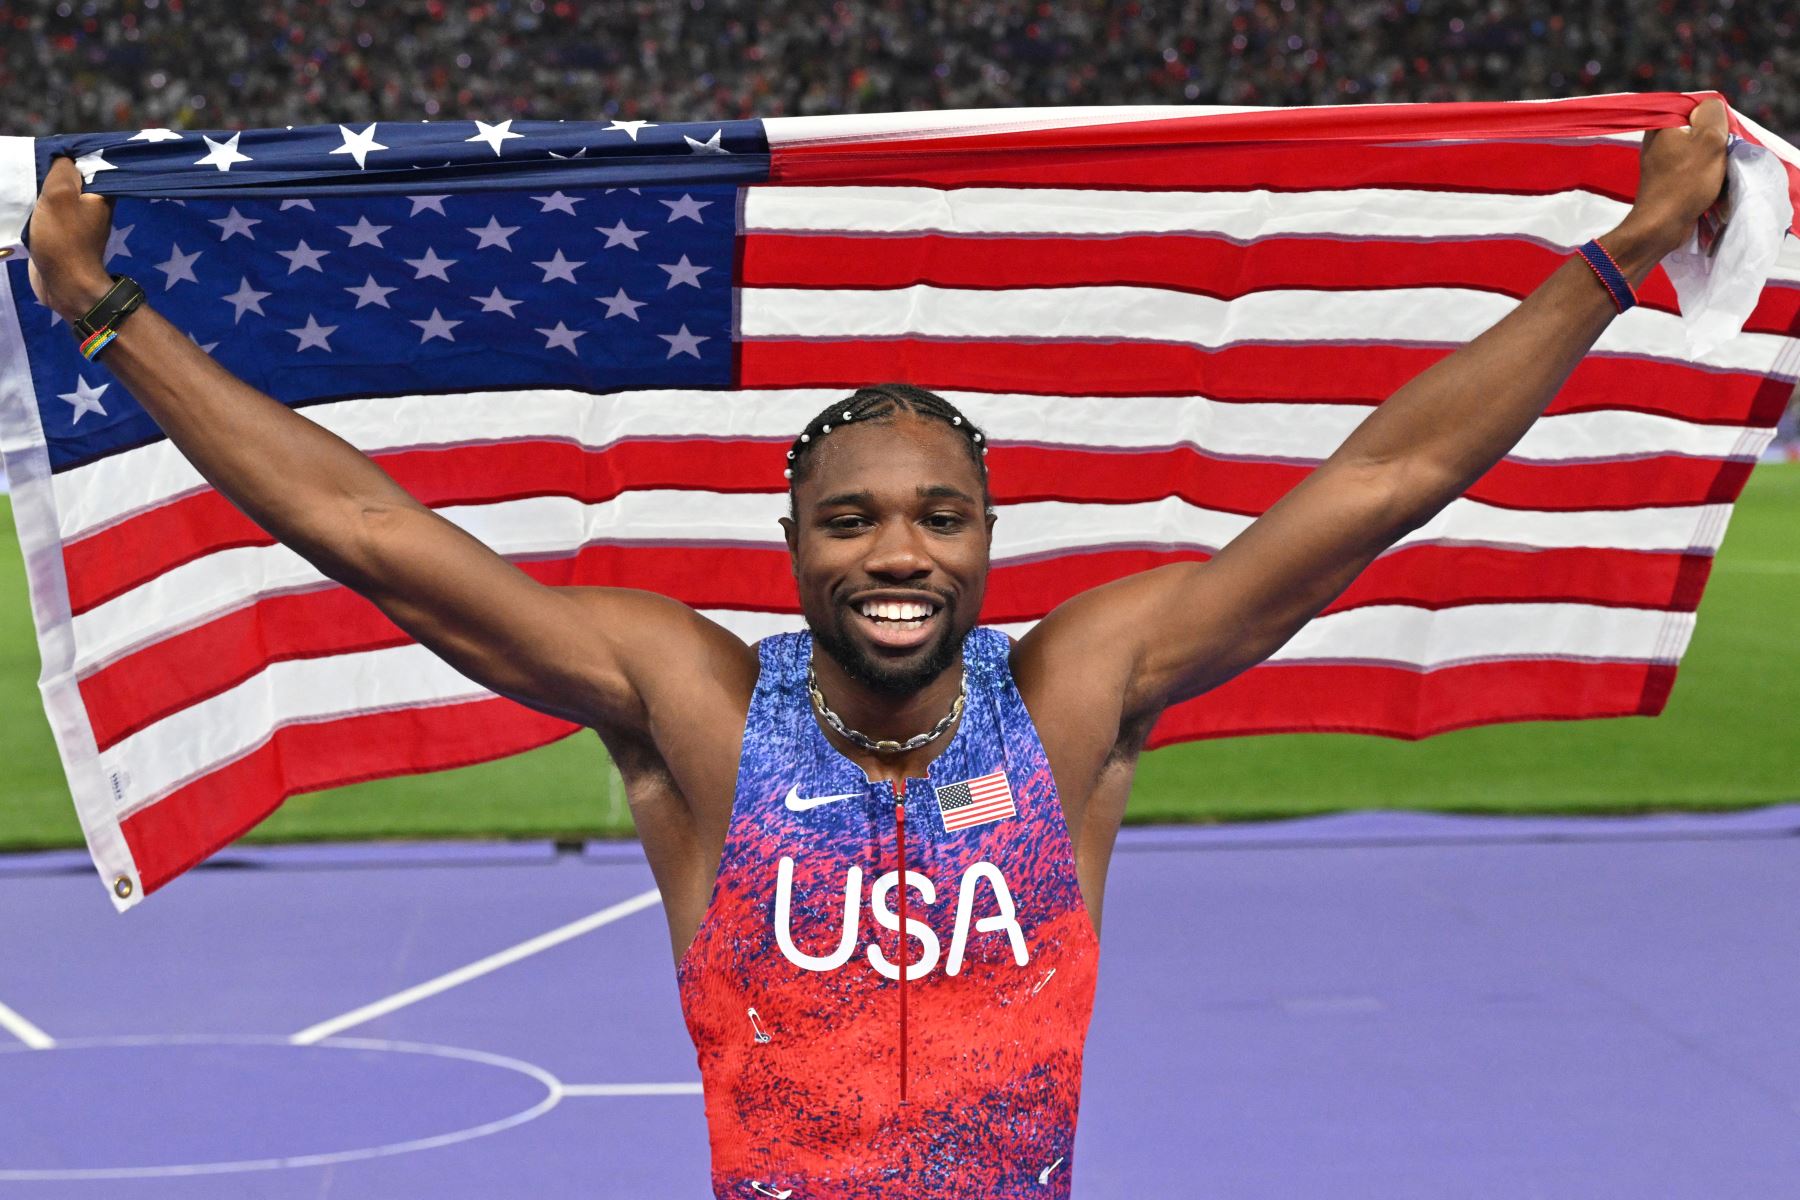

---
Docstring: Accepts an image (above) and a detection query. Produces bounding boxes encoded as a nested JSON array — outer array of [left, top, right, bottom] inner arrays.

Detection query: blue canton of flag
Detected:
[[16, 117, 764, 473]]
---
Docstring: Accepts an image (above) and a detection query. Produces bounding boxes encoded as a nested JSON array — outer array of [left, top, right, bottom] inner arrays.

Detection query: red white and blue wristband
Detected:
[[1575, 239, 1637, 314]]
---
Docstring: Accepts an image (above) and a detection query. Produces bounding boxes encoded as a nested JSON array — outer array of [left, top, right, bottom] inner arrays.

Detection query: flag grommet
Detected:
[[113, 875, 133, 899], [0, 247, 13, 259]]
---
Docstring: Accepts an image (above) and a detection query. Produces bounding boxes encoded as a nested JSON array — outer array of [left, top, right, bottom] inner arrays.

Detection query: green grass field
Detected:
[[2, 464, 1795, 850]]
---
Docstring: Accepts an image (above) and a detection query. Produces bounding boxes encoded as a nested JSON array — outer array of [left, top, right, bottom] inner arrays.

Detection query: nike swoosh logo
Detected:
[[784, 784, 859, 812]]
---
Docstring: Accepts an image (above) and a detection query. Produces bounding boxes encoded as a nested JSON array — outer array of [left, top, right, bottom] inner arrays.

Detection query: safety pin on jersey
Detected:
[[1038, 1156, 1066, 1184], [747, 1006, 772, 1044], [750, 1182, 794, 1198]]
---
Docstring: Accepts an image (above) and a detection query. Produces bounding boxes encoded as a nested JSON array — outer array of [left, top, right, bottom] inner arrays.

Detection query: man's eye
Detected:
[[925, 513, 966, 530], [826, 515, 869, 532]]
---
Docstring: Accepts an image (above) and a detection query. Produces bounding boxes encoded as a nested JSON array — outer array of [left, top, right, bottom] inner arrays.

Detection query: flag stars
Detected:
[[129, 127, 183, 142], [403, 246, 459, 281], [605, 119, 656, 141], [533, 249, 585, 283], [338, 215, 392, 247], [105, 223, 135, 261], [466, 217, 521, 250], [683, 129, 728, 155], [154, 243, 202, 290], [286, 314, 339, 352], [598, 288, 645, 320], [58, 377, 109, 425], [466, 119, 524, 156], [596, 219, 646, 250], [194, 131, 253, 172], [659, 324, 709, 359], [472, 287, 523, 317], [410, 308, 463, 343], [280, 198, 316, 211], [345, 275, 398, 309], [536, 321, 588, 355], [276, 239, 331, 274], [532, 191, 583, 215], [74, 149, 115, 184], [330, 122, 388, 170], [658, 254, 710, 289], [408, 195, 450, 217], [210, 207, 262, 242], [660, 194, 711, 224], [220, 277, 271, 323], [547, 147, 588, 160]]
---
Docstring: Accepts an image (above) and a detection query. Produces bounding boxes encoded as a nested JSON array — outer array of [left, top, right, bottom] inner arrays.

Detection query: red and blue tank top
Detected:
[[675, 627, 1101, 1198]]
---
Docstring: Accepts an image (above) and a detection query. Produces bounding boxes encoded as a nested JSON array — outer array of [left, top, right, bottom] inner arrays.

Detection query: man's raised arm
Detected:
[[1019, 98, 1733, 729], [24, 156, 752, 735]]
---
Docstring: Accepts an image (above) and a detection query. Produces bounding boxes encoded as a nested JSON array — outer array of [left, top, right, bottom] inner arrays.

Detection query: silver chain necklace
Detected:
[[806, 657, 965, 754]]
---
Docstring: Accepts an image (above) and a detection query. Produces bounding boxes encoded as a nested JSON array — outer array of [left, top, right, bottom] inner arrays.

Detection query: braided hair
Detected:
[[784, 384, 990, 514]]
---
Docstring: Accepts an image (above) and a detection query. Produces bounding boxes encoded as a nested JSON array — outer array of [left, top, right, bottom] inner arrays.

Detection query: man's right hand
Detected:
[[25, 156, 116, 320], [1616, 96, 1730, 263]]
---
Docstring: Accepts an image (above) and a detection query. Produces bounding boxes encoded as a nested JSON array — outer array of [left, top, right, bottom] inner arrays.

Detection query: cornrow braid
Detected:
[[784, 383, 990, 512]]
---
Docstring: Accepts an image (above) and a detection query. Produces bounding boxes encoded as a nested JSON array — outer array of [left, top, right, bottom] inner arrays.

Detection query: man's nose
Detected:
[[863, 519, 931, 580]]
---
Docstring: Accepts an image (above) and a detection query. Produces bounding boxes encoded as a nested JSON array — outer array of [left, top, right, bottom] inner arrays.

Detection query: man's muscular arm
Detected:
[[1017, 99, 1732, 742], [26, 157, 755, 736]]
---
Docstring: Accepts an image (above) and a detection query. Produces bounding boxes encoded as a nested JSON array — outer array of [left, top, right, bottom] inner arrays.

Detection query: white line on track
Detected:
[[289, 887, 664, 1046], [557, 1082, 704, 1097], [0, 998, 54, 1049]]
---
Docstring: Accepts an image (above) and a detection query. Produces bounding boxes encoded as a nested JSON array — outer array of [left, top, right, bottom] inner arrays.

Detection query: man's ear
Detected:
[[779, 515, 798, 572]]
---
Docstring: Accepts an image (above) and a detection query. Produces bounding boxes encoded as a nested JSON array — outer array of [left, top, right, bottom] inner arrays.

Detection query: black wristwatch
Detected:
[[73, 273, 147, 345]]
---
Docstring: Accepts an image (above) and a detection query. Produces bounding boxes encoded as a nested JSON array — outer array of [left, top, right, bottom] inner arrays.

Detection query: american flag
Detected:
[[1, 96, 1796, 908], [934, 772, 1019, 833]]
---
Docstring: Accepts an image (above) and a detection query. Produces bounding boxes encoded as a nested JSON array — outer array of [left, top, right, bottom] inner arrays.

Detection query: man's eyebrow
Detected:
[[817, 482, 979, 507], [918, 484, 978, 503]]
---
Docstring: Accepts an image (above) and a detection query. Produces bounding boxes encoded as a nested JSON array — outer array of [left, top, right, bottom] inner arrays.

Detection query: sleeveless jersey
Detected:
[[676, 627, 1102, 1199]]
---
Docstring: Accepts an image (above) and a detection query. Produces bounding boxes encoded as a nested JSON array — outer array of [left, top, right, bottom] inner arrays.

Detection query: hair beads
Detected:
[[784, 383, 991, 507]]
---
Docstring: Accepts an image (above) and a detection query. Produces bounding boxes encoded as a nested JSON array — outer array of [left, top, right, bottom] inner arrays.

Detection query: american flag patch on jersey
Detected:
[[934, 771, 1018, 832]]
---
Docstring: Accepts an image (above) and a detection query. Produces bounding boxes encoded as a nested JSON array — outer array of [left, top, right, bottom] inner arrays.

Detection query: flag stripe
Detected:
[[50, 387, 1771, 544], [94, 601, 1693, 808], [64, 489, 1736, 675], [78, 543, 1715, 754], [1149, 657, 1678, 746], [741, 341, 1798, 422], [58, 440, 1761, 615], [766, 135, 1648, 196], [120, 697, 580, 896], [739, 234, 1800, 332], [743, 184, 1640, 242], [737, 285, 1796, 376]]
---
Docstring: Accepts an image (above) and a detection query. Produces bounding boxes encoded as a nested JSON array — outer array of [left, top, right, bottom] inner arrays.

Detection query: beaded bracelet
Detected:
[[1575, 239, 1637, 314]]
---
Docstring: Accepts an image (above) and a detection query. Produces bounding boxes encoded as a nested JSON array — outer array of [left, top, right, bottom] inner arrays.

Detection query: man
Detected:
[[26, 100, 1727, 1197]]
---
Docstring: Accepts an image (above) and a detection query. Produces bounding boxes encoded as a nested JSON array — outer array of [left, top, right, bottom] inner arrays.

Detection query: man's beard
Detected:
[[810, 598, 963, 698]]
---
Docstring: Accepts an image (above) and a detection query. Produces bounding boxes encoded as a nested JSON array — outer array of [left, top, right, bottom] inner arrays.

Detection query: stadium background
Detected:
[[1, 0, 1794, 852]]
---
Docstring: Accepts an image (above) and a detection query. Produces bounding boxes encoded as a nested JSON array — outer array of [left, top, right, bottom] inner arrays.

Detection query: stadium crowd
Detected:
[[3, 0, 1795, 136]]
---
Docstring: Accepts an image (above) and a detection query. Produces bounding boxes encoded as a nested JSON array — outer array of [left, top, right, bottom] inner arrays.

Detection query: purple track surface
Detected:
[[3, 806, 1799, 1198]]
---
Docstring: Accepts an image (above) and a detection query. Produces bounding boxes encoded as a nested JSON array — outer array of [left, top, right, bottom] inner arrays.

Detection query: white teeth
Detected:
[[859, 599, 933, 622]]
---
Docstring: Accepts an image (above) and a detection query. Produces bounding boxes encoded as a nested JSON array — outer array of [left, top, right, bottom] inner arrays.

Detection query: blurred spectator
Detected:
[[1, 0, 1793, 136]]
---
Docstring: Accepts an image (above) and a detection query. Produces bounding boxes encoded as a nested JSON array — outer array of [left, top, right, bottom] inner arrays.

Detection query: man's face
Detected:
[[782, 415, 993, 697]]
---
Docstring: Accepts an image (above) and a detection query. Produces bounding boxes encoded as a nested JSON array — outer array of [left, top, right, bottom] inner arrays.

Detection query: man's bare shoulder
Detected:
[[559, 586, 760, 719]]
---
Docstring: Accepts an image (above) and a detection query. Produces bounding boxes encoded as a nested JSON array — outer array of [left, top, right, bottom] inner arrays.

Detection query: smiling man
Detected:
[[22, 99, 1728, 1198]]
